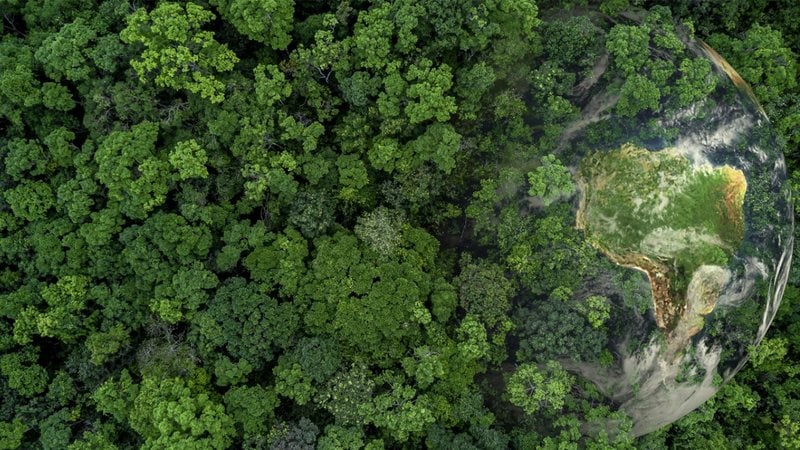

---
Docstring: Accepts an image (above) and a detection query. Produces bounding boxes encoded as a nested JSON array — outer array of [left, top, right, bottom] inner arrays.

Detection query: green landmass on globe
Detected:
[[577, 143, 747, 346]]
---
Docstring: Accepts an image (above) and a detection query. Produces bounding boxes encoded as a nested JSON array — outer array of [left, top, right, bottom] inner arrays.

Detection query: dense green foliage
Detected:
[[0, 0, 799, 448]]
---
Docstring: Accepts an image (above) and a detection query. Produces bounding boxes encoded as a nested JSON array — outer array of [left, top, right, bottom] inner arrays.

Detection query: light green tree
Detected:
[[507, 361, 573, 415], [169, 139, 208, 180], [527, 155, 575, 206], [579, 295, 612, 329], [94, 372, 235, 450], [12, 275, 90, 345], [120, 2, 239, 103], [405, 59, 457, 124]]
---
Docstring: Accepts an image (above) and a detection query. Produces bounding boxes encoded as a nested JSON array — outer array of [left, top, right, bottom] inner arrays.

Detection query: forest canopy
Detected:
[[1, 0, 799, 449]]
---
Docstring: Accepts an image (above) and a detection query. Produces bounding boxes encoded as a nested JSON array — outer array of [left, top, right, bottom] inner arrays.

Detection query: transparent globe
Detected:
[[504, 13, 793, 436]]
